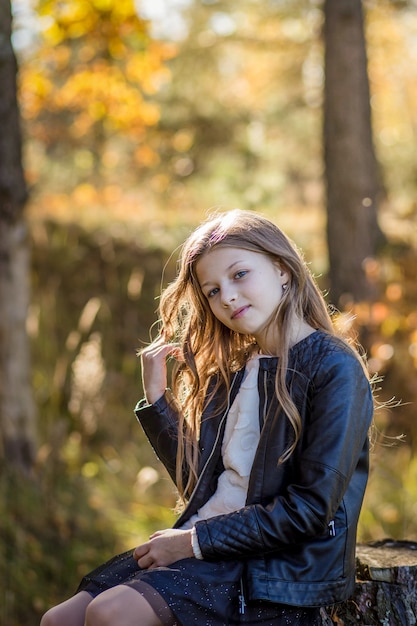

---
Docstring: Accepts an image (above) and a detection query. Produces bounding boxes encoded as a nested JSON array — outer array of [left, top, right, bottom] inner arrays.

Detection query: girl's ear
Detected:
[[273, 260, 290, 287], [278, 266, 290, 286]]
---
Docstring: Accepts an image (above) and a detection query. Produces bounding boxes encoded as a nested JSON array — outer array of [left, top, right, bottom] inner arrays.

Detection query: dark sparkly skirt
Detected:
[[76, 549, 323, 626]]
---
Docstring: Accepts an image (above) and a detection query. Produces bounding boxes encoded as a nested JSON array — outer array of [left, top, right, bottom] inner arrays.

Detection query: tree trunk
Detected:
[[332, 540, 417, 625], [323, 0, 384, 308], [0, 0, 36, 470]]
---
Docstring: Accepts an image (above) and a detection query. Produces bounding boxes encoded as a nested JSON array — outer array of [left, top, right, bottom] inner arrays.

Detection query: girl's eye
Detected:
[[235, 270, 247, 279], [207, 287, 219, 298]]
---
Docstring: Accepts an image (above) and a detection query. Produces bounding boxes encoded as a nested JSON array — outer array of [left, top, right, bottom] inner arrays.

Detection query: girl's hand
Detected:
[[140, 335, 181, 404], [133, 529, 193, 569]]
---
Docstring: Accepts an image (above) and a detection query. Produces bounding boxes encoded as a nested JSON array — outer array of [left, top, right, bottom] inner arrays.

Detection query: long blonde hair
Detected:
[[157, 210, 336, 504]]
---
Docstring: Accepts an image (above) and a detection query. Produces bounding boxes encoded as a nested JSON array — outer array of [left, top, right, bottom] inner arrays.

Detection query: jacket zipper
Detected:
[[237, 368, 267, 616], [182, 373, 239, 514], [239, 577, 246, 614], [262, 367, 268, 428]]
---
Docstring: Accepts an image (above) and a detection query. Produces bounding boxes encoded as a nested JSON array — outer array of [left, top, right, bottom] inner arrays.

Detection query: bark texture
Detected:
[[0, 0, 36, 470], [323, 0, 384, 307], [324, 540, 417, 625]]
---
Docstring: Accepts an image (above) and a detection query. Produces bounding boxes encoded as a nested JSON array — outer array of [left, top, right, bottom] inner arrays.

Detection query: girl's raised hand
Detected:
[[140, 335, 181, 405]]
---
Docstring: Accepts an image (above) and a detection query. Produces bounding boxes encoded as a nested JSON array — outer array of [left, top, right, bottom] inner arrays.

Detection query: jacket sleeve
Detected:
[[134, 390, 181, 486], [194, 349, 374, 560]]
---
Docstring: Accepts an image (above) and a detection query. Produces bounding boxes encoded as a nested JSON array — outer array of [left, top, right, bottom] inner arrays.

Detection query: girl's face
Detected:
[[195, 246, 288, 353]]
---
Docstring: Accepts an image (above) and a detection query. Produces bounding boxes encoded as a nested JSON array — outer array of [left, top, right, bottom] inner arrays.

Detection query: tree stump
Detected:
[[324, 540, 417, 625]]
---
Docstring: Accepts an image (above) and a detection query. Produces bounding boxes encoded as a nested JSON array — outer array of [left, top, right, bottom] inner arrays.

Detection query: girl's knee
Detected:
[[40, 609, 52, 626], [85, 591, 125, 626], [40, 606, 63, 626], [85, 599, 108, 626], [85, 586, 162, 626], [40, 592, 92, 626]]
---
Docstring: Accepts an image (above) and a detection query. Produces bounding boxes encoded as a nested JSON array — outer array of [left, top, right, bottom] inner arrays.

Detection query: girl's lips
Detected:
[[231, 305, 250, 320]]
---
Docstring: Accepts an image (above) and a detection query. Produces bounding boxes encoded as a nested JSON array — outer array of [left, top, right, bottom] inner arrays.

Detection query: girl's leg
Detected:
[[40, 591, 92, 626], [85, 585, 163, 626]]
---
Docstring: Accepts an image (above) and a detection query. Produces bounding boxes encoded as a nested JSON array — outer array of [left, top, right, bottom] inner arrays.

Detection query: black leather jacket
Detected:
[[135, 330, 373, 607]]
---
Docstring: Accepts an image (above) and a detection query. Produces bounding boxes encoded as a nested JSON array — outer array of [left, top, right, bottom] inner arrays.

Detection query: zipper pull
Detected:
[[328, 520, 336, 537], [239, 579, 246, 615]]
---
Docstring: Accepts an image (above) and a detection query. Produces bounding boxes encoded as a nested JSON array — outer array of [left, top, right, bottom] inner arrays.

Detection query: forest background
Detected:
[[1, 0, 417, 624]]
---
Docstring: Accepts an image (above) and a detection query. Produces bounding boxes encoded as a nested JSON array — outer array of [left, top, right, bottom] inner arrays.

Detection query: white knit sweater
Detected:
[[183, 355, 262, 529]]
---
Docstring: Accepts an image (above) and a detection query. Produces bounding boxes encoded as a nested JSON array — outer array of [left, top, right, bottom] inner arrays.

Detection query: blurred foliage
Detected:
[[15, 0, 417, 242], [1, 221, 178, 625], [19, 0, 175, 157], [2, 0, 417, 623]]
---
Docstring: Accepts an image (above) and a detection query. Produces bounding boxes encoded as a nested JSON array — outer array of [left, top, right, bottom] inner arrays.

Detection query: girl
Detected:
[[41, 210, 374, 626]]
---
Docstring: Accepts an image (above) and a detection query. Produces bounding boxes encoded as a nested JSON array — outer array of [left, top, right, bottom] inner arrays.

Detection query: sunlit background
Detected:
[[2, 0, 417, 623]]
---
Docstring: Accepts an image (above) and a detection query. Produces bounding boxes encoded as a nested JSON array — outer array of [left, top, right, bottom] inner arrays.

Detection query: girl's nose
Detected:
[[221, 288, 237, 308]]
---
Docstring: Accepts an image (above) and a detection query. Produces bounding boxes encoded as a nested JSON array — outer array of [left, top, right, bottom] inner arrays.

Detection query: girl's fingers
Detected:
[[141, 341, 182, 404], [142, 341, 179, 359], [137, 555, 154, 570], [149, 530, 163, 539], [133, 544, 146, 560], [170, 347, 184, 362]]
